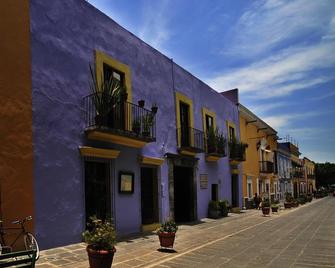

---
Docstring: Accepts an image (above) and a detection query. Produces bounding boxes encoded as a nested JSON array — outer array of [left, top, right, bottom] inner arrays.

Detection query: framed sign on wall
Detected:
[[119, 171, 134, 194], [200, 174, 208, 189]]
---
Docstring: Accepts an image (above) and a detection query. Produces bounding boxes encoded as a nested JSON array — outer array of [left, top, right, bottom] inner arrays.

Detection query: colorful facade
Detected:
[[1, 0, 245, 249], [239, 105, 279, 208], [277, 143, 293, 200], [303, 157, 316, 193]]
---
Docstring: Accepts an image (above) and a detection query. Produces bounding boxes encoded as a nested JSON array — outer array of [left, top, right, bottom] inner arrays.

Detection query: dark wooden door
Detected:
[[174, 166, 194, 222], [231, 174, 239, 207], [141, 167, 158, 224], [85, 161, 111, 223]]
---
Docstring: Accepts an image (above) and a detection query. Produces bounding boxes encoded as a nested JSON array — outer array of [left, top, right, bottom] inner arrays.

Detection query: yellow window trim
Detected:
[[175, 91, 194, 147], [226, 120, 236, 141], [202, 107, 216, 134], [95, 50, 132, 103], [79, 146, 120, 159]]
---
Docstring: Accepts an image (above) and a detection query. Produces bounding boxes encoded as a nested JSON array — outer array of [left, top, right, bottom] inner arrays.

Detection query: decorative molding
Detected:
[[87, 130, 147, 148], [139, 156, 165, 166], [79, 146, 120, 159], [205, 154, 220, 162]]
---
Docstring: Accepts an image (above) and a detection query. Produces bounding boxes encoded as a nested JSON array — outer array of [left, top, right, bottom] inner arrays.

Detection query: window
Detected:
[[103, 63, 124, 86], [205, 115, 214, 132], [95, 50, 132, 101], [229, 126, 235, 142], [247, 177, 253, 199]]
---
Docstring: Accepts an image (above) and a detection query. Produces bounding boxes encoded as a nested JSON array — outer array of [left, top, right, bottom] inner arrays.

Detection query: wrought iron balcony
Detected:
[[291, 167, 304, 178], [84, 93, 156, 147], [228, 141, 247, 162], [307, 174, 315, 179], [259, 161, 274, 173], [177, 126, 205, 154]]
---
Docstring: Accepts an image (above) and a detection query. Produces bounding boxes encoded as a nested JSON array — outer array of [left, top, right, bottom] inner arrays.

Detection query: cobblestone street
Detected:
[[36, 197, 335, 267]]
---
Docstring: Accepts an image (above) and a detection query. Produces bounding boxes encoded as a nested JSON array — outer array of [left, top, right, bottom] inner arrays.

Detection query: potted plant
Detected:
[[157, 219, 178, 248], [138, 100, 145, 108], [89, 65, 127, 127], [261, 198, 270, 216], [208, 200, 220, 219], [216, 130, 226, 156], [151, 103, 158, 114], [132, 118, 141, 135], [206, 127, 217, 154], [82, 216, 116, 268], [219, 200, 229, 217], [271, 203, 279, 213], [142, 114, 153, 137], [284, 192, 293, 209]]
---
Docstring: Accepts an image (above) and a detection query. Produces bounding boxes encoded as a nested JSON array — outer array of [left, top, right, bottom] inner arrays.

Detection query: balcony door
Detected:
[[180, 102, 190, 147], [103, 63, 126, 130]]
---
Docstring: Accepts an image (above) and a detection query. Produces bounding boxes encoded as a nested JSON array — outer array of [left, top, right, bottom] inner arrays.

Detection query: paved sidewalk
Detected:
[[36, 198, 329, 268]]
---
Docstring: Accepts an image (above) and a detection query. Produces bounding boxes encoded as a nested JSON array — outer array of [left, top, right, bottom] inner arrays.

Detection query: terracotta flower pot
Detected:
[[284, 202, 291, 209], [271, 206, 278, 213], [86, 246, 116, 268], [158, 232, 176, 248], [262, 207, 270, 216]]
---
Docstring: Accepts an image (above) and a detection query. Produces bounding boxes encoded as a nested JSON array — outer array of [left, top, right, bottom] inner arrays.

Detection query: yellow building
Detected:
[[239, 105, 279, 208], [303, 157, 316, 193]]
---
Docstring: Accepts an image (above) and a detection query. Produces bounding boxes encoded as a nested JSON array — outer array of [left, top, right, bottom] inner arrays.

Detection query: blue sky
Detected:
[[89, 0, 335, 163]]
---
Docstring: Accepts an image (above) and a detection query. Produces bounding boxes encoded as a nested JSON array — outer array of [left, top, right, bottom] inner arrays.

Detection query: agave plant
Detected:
[[89, 65, 127, 124]]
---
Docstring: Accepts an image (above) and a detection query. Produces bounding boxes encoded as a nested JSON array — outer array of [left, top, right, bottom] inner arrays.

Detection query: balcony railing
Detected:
[[291, 167, 304, 178], [259, 161, 274, 173], [84, 93, 156, 141], [205, 135, 226, 157], [177, 126, 205, 153], [228, 141, 247, 161]]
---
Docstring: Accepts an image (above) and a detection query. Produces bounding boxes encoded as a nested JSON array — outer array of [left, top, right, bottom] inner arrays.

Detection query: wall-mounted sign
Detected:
[[200, 174, 208, 189], [119, 171, 134, 194]]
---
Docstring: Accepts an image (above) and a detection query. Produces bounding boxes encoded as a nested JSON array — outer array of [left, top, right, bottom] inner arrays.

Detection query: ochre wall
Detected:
[[0, 0, 34, 242], [240, 116, 260, 198]]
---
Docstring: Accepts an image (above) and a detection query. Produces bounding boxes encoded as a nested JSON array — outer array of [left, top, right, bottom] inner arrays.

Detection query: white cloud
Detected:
[[138, 0, 171, 50], [262, 111, 325, 130], [208, 41, 335, 98], [222, 0, 335, 58]]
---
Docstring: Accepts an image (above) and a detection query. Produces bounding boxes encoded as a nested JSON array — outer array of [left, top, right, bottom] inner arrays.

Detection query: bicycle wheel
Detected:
[[24, 232, 40, 260]]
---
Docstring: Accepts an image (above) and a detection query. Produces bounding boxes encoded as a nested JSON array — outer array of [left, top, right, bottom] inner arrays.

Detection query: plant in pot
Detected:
[[138, 99, 145, 108], [82, 216, 116, 268], [208, 200, 220, 219], [151, 102, 158, 114], [132, 118, 141, 135], [284, 192, 293, 209], [271, 203, 279, 213], [89, 65, 127, 127], [218, 200, 229, 217], [157, 219, 178, 248], [216, 130, 226, 156], [261, 198, 271, 216], [142, 114, 153, 137], [206, 127, 217, 154]]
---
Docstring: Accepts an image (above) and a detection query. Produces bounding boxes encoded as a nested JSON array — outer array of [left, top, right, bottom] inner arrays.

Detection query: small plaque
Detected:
[[200, 174, 208, 189]]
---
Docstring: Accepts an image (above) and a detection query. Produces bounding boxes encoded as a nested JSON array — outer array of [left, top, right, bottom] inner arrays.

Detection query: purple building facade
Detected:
[[28, 0, 243, 249]]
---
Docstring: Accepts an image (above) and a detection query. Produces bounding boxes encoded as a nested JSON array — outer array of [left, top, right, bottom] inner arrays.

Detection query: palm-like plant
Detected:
[[89, 65, 126, 125]]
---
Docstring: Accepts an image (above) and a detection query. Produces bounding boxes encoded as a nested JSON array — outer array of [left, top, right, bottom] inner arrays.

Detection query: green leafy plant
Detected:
[[132, 118, 141, 134], [208, 200, 220, 210], [271, 203, 279, 208], [142, 114, 154, 135], [158, 219, 178, 233], [82, 216, 116, 251], [89, 65, 127, 120], [262, 198, 270, 208], [285, 192, 294, 202]]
